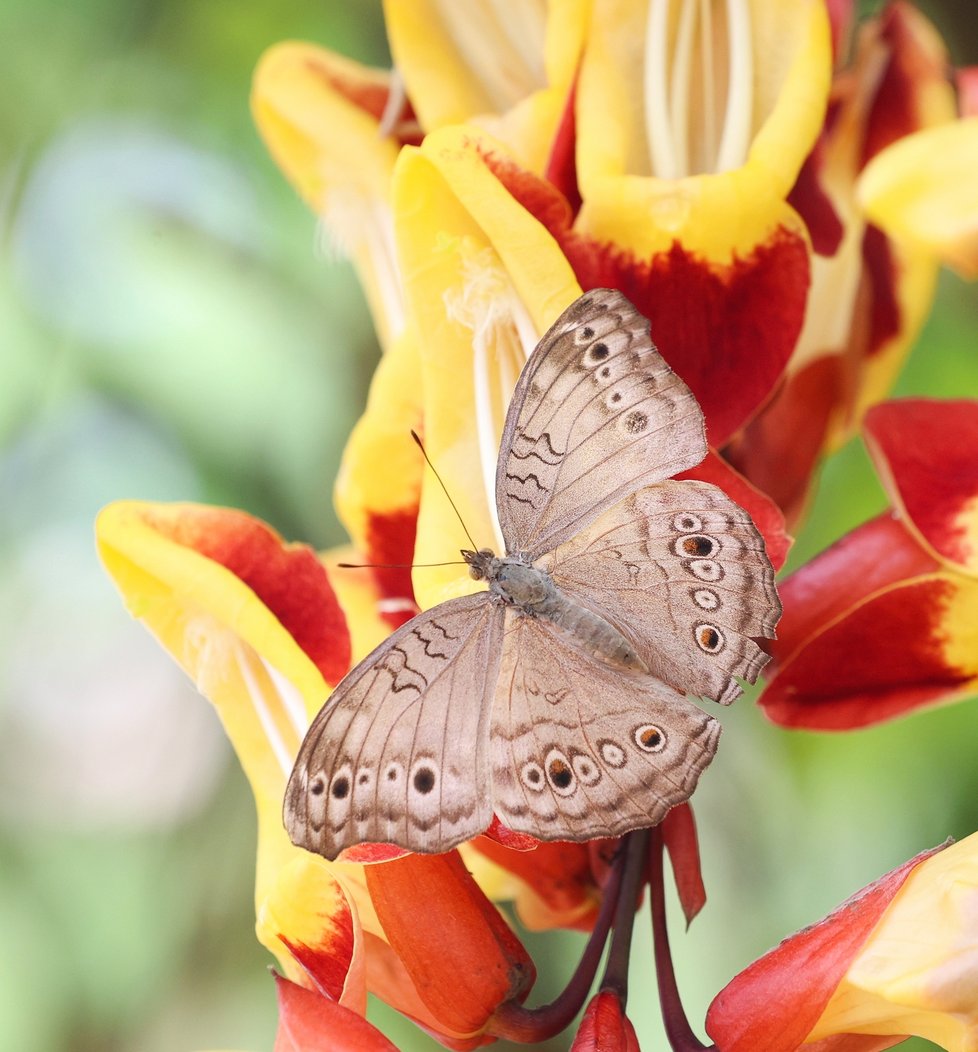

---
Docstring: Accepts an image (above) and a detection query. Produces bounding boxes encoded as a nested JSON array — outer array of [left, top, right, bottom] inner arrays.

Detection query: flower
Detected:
[[759, 398, 978, 730], [726, 0, 963, 523], [706, 832, 978, 1051], [95, 502, 536, 1046]]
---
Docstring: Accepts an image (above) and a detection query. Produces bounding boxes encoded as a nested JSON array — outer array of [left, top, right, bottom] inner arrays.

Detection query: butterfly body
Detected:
[[465, 546, 649, 671], [286, 289, 781, 859]]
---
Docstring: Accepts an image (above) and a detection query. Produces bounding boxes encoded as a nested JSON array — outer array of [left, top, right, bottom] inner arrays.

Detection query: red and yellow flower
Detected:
[[707, 832, 978, 1051], [759, 398, 978, 730]]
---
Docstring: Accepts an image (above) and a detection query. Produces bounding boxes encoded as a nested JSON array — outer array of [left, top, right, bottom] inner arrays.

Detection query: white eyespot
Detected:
[[685, 558, 723, 582], [633, 725, 667, 753], [621, 409, 648, 434], [572, 753, 602, 786], [409, 759, 438, 798], [695, 623, 725, 653], [673, 512, 703, 533], [383, 761, 403, 787], [544, 748, 576, 796], [355, 768, 373, 791], [693, 588, 720, 610], [598, 739, 627, 768], [520, 761, 546, 793], [672, 534, 719, 558]]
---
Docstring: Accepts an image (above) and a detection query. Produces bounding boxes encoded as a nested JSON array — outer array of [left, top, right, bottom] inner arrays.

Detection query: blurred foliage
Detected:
[[1, 1, 976, 1051]]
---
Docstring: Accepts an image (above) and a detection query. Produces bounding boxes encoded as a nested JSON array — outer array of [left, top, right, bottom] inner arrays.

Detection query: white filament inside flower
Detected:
[[645, 0, 754, 178], [444, 253, 536, 552], [433, 0, 548, 113], [236, 646, 306, 778]]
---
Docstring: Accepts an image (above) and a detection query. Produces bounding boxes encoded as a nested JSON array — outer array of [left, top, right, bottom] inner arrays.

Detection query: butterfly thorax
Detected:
[[463, 547, 648, 673]]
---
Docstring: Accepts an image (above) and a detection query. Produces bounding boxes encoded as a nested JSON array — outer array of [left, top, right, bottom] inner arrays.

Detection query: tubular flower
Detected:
[[95, 503, 535, 1046], [707, 832, 978, 1052], [759, 398, 978, 730], [727, 1, 962, 521]]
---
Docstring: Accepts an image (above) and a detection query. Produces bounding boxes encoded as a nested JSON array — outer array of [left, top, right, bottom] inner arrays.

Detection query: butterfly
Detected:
[[285, 289, 781, 859]]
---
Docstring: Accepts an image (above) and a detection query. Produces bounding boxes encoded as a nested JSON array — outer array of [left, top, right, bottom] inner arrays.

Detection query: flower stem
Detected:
[[649, 827, 712, 1051], [599, 827, 650, 1004], [488, 841, 626, 1042]]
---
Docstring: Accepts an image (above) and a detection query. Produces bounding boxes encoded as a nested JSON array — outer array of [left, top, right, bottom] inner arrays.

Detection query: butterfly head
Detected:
[[462, 547, 498, 581]]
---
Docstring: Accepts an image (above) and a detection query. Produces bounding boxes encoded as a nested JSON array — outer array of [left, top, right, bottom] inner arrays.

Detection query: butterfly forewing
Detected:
[[285, 593, 504, 858], [539, 480, 781, 705], [496, 289, 708, 559], [490, 612, 720, 840]]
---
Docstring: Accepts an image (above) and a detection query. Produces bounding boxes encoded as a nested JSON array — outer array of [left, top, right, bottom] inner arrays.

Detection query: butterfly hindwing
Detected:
[[496, 288, 708, 559], [490, 611, 720, 840], [539, 479, 781, 705], [284, 593, 504, 858]]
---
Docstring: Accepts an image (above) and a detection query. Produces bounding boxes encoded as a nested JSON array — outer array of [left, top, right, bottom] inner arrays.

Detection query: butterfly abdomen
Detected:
[[490, 558, 648, 673], [542, 590, 650, 673]]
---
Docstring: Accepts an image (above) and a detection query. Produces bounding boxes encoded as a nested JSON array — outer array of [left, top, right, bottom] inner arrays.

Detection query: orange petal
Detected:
[[274, 974, 397, 1052], [366, 852, 535, 1037]]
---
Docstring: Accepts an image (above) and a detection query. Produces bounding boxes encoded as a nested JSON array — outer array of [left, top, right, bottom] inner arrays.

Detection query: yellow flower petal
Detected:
[[859, 118, 978, 279], [384, 0, 589, 171], [251, 42, 405, 347], [390, 133, 580, 609]]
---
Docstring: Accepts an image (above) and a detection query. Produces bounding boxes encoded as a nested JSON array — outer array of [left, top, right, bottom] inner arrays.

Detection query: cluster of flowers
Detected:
[[97, 1, 978, 1048]]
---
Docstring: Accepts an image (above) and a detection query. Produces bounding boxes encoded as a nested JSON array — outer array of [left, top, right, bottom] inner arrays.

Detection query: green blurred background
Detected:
[[1, 1, 976, 1049]]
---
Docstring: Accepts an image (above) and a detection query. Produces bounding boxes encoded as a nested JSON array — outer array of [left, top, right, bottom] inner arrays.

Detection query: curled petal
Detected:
[[384, 0, 588, 173], [706, 841, 945, 1052], [864, 399, 978, 576], [274, 974, 397, 1052], [260, 855, 365, 1012], [333, 333, 424, 623], [769, 512, 939, 669], [96, 502, 348, 798], [761, 573, 977, 730], [251, 42, 406, 348], [391, 133, 580, 608], [661, 803, 705, 927], [366, 851, 535, 1037], [858, 118, 978, 279], [808, 834, 978, 1050]]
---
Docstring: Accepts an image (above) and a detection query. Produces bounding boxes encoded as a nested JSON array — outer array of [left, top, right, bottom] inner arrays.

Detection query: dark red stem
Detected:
[[649, 827, 713, 1052], [488, 840, 626, 1042]]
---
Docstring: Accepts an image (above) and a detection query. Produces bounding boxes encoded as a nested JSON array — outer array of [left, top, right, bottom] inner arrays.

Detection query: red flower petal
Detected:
[[571, 992, 641, 1052], [788, 140, 845, 257], [274, 974, 397, 1052], [480, 152, 810, 446], [705, 843, 945, 1052], [769, 512, 939, 669], [365, 506, 419, 629], [365, 852, 535, 1036], [661, 804, 706, 927], [958, 67, 978, 117], [865, 399, 978, 573], [724, 356, 843, 528], [144, 505, 351, 685], [761, 575, 970, 729], [471, 837, 601, 931], [678, 451, 791, 571]]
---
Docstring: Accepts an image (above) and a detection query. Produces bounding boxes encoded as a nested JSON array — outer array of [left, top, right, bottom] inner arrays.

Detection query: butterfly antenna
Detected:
[[411, 430, 479, 550], [337, 560, 466, 570]]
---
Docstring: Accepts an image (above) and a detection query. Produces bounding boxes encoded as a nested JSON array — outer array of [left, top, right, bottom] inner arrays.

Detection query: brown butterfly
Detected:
[[285, 289, 780, 859]]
